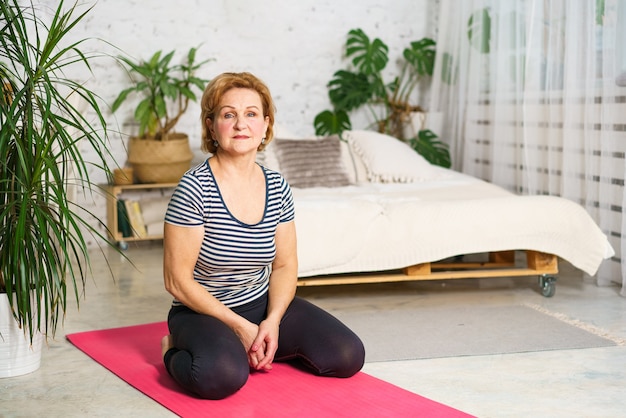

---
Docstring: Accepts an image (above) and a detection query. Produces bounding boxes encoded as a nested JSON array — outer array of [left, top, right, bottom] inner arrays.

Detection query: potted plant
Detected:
[[314, 28, 451, 168], [0, 0, 120, 376], [111, 48, 211, 183]]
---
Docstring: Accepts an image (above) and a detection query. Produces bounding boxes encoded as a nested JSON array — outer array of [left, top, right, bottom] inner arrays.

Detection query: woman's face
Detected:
[[208, 88, 269, 155]]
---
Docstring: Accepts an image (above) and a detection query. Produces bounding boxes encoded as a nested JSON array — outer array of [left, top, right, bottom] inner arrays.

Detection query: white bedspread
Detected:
[[292, 169, 614, 278]]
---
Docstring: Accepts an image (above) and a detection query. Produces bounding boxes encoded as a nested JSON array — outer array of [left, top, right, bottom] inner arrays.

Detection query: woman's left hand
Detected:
[[248, 318, 279, 371]]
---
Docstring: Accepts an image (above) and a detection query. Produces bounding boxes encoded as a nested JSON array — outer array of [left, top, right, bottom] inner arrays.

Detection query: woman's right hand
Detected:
[[234, 321, 270, 370]]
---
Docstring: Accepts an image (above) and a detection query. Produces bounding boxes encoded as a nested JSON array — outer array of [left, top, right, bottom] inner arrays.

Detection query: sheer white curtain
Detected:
[[432, 0, 626, 295]]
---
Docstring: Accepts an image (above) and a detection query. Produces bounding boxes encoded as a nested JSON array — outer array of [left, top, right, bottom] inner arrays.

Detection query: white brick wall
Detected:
[[35, 0, 435, 246]]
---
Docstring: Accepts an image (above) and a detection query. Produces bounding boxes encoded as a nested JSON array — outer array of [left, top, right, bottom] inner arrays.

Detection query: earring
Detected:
[[213, 140, 218, 147], [261, 137, 266, 144]]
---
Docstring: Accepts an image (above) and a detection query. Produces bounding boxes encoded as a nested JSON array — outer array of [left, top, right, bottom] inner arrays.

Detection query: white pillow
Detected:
[[343, 130, 444, 183], [339, 138, 364, 184]]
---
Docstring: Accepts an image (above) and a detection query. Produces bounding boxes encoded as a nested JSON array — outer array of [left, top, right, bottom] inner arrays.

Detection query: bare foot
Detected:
[[161, 334, 174, 357]]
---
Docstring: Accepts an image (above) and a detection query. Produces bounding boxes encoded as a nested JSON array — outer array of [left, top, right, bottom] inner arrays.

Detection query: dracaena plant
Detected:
[[314, 28, 451, 168], [0, 0, 121, 342], [111, 48, 211, 140]]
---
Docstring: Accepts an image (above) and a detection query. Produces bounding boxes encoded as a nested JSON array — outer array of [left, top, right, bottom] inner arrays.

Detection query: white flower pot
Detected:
[[0, 294, 44, 378]]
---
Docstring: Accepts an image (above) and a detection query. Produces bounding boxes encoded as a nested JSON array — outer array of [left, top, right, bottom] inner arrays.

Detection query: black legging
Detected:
[[164, 294, 365, 399]]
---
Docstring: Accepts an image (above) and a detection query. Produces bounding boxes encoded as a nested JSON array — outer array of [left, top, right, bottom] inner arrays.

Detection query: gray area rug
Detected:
[[332, 304, 621, 363]]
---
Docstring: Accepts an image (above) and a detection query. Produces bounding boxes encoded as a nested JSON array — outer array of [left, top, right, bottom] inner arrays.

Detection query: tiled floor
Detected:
[[2, 244, 625, 417]]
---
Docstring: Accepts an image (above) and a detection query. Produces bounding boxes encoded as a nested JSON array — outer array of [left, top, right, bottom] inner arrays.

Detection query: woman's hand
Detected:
[[247, 318, 280, 371], [233, 320, 272, 370]]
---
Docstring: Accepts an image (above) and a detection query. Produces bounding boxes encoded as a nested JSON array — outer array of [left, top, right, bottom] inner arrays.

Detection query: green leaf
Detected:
[[370, 75, 388, 101], [159, 80, 177, 99], [346, 28, 389, 75], [148, 50, 162, 67], [403, 38, 436, 77], [328, 70, 374, 111], [313, 109, 352, 136], [179, 85, 196, 101], [118, 55, 145, 75], [134, 98, 152, 133], [154, 94, 167, 118], [409, 129, 451, 168], [158, 50, 176, 70], [188, 76, 208, 91], [187, 46, 197, 63], [111, 87, 135, 112]]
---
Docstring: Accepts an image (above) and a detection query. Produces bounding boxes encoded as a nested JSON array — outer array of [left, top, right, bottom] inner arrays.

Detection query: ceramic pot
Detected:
[[0, 293, 44, 378]]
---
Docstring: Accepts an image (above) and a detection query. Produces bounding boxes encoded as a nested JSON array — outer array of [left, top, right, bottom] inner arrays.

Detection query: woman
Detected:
[[161, 72, 365, 400]]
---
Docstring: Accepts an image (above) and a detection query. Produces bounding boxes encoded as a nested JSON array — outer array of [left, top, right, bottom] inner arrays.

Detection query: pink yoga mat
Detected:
[[67, 322, 473, 417]]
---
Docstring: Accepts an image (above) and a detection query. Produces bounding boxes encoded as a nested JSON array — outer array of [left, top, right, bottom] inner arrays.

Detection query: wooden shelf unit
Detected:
[[102, 182, 177, 245]]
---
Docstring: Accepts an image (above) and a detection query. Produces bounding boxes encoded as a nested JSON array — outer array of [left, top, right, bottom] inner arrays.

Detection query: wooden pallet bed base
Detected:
[[296, 250, 558, 287]]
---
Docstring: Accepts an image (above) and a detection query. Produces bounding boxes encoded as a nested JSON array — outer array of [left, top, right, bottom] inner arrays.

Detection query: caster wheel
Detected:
[[539, 275, 556, 297]]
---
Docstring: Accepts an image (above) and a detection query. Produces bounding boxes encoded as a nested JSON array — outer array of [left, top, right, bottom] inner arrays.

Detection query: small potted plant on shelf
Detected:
[[314, 28, 450, 168], [112, 48, 212, 183], [0, 0, 121, 376]]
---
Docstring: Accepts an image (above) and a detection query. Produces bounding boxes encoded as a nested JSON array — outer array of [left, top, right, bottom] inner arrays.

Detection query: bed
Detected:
[[264, 129, 614, 297]]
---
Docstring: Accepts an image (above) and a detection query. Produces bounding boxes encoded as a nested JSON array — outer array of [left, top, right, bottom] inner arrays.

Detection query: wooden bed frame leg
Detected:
[[526, 251, 558, 273]]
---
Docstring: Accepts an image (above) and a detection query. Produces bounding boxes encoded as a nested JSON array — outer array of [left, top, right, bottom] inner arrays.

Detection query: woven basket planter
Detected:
[[127, 133, 193, 183]]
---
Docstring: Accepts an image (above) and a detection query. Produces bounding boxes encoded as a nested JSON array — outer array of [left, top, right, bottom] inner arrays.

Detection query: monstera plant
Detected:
[[314, 28, 450, 168]]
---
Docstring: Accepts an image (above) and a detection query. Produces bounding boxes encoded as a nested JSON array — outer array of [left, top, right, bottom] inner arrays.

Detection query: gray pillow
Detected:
[[273, 136, 353, 188]]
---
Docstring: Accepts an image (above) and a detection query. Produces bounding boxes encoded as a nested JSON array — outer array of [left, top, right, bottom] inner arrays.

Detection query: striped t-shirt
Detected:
[[164, 160, 295, 308]]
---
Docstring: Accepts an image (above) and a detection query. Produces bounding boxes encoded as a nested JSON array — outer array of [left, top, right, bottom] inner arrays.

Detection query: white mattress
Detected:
[[291, 168, 614, 278]]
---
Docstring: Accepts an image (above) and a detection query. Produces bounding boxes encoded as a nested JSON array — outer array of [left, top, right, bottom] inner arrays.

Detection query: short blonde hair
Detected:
[[200, 72, 275, 154]]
